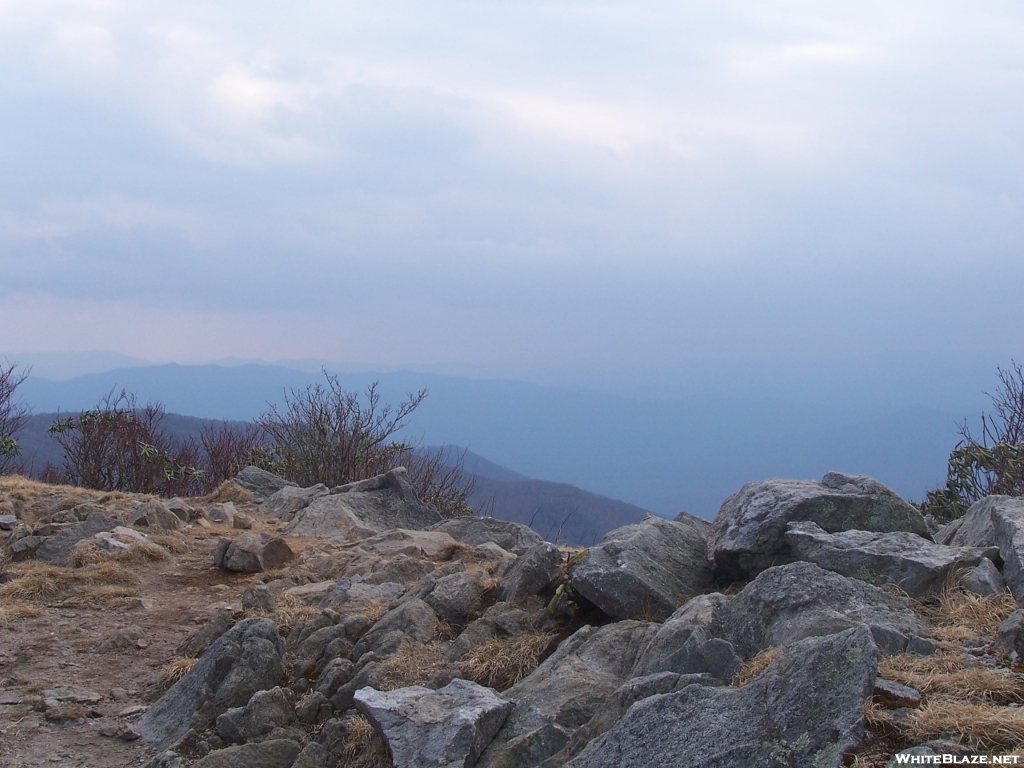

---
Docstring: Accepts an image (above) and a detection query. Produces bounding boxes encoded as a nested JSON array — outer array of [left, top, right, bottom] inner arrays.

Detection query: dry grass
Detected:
[[272, 592, 321, 633], [0, 562, 141, 607], [377, 642, 447, 691], [0, 601, 43, 624], [434, 541, 475, 562], [732, 646, 784, 687], [360, 600, 391, 624], [149, 532, 188, 553], [68, 540, 169, 568], [457, 632, 550, 691], [915, 583, 1017, 645], [879, 653, 1024, 704], [206, 482, 254, 504], [335, 714, 391, 768], [156, 656, 198, 689], [905, 698, 1024, 750]]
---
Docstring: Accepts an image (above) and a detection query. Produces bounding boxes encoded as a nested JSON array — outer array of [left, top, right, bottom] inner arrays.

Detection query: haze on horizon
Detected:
[[2, 1, 1022, 409]]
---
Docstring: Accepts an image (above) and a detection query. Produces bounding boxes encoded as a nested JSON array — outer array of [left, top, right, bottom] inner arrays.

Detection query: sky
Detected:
[[1, 1, 1022, 407]]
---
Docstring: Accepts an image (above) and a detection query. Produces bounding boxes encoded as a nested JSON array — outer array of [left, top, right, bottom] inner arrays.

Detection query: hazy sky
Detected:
[[1, 1, 1022, 404]]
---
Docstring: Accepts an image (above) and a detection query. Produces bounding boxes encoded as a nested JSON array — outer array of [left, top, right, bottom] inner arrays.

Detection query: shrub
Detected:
[[0, 360, 30, 474], [922, 361, 1024, 520]]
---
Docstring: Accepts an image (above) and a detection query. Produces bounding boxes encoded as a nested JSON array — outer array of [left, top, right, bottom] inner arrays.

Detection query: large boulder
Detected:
[[136, 619, 285, 750], [354, 679, 514, 768], [785, 521, 1000, 597], [261, 484, 328, 520], [192, 740, 301, 768], [214, 533, 294, 573], [230, 466, 297, 503], [569, 513, 712, 621], [284, 468, 442, 539], [478, 621, 658, 768], [634, 561, 930, 678], [35, 512, 120, 565], [432, 517, 543, 555], [349, 598, 439, 661], [565, 627, 878, 768], [216, 686, 295, 744], [497, 542, 562, 604], [708, 472, 929, 580]]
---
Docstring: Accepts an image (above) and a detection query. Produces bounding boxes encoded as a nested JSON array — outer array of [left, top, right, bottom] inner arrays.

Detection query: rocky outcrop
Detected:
[[230, 466, 297, 503], [785, 521, 1000, 597], [634, 561, 930, 679], [569, 513, 712, 620], [261, 484, 328, 520], [35, 512, 121, 565], [564, 627, 878, 768], [284, 468, 442, 539], [478, 621, 658, 768], [708, 472, 928, 581], [136, 619, 285, 750], [354, 679, 514, 768], [214, 533, 294, 573], [432, 517, 543, 555]]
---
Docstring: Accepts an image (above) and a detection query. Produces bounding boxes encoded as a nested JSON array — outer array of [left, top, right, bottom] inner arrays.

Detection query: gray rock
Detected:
[[216, 687, 295, 744], [422, 570, 490, 627], [995, 609, 1024, 661], [164, 497, 194, 522], [634, 562, 929, 678], [9, 534, 43, 560], [946, 496, 1024, 548], [961, 557, 1006, 597], [357, 528, 460, 558], [295, 691, 333, 726], [206, 503, 238, 526], [129, 500, 184, 531], [143, 752, 183, 768], [178, 608, 236, 658], [874, 678, 922, 708], [785, 521, 1000, 597], [445, 603, 536, 662], [34, 512, 120, 565], [314, 657, 355, 699], [231, 466, 297, 503], [320, 577, 406, 615], [708, 472, 928, 580], [136, 618, 285, 750], [431, 516, 543, 555], [262, 484, 328, 520], [566, 627, 878, 768], [354, 678, 514, 768], [192, 739, 301, 768], [292, 624, 356, 678], [350, 598, 439, 661], [285, 468, 441, 539], [242, 583, 277, 613], [478, 621, 658, 768], [497, 542, 562, 603], [362, 554, 437, 585], [995, 507, 1024, 605], [0, 514, 17, 530], [291, 742, 332, 768], [214, 533, 294, 573], [231, 512, 254, 530], [570, 513, 711, 620]]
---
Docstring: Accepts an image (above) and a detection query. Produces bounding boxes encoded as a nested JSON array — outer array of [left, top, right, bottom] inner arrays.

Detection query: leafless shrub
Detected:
[[0, 360, 30, 475]]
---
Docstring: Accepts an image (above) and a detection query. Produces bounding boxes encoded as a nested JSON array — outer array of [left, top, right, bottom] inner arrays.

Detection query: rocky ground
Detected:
[[2, 468, 1024, 767]]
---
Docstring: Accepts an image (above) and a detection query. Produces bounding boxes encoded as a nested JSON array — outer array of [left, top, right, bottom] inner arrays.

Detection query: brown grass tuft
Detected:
[[732, 647, 783, 687], [206, 481, 254, 504], [0, 561, 140, 607], [879, 654, 1024, 704], [335, 714, 391, 768], [377, 642, 447, 691], [906, 698, 1024, 750], [457, 632, 550, 691], [434, 541, 475, 562], [272, 592, 321, 633], [915, 584, 1017, 644], [148, 532, 188, 553], [0, 601, 43, 624], [68, 540, 169, 568], [156, 656, 198, 689], [360, 600, 391, 624]]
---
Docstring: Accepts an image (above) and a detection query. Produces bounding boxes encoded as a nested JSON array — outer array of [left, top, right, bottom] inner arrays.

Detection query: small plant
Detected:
[[922, 362, 1024, 520]]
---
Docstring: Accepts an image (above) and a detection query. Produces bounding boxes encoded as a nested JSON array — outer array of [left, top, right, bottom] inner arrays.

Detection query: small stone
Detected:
[[110, 688, 128, 701], [118, 705, 149, 717], [874, 677, 922, 708], [119, 725, 141, 741], [0, 514, 17, 530], [99, 725, 118, 737]]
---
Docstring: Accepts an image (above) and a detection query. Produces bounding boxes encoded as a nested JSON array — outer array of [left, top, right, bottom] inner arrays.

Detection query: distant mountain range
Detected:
[[13, 362, 967, 519]]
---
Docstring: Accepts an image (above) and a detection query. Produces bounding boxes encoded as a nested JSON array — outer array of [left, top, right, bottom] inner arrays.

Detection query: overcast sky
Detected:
[[1, 1, 1022, 405]]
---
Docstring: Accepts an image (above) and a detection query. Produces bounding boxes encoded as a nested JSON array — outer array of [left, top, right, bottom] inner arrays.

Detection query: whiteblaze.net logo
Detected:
[[892, 756, 1020, 765]]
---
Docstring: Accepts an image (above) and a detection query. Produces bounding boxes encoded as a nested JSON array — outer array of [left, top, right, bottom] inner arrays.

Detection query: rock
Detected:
[[94, 625, 147, 653], [295, 691, 332, 726], [432, 517, 543, 555], [178, 608, 237, 658], [961, 557, 1006, 597], [995, 507, 1024, 605], [231, 466, 297, 503], [216, 687, 295, 744], [262, 484, 328, 520], [995, 609, 1024, 662], [357, 528, 460, 558], [708, 472, 928, 581], [634, 562, 930, 678], [874, 678, 922, 708], [215, 533, 294, 573], [231, 512, 254, 530], [350, 599, 439, 662], [165, 497, 194, 522], [87, 526, 151, 552], [946, 496, 1024, 548], [9, 535, 43, 560], [314, 658, 355, 699], [143, 752, 184, 768], [192, 739, 301, 768], [242, 583, 277, 613], [445, 603, 536, 662], [129, 500, 184, 531], [292, 623, 359, 678], [478, 621, 658, 768], [355, 678, 514, 768], [422, 569, 491, 627], [0, 514, 17, 530], [785, 521, 999, 597], [362, 554, 437, 585], [497, 542, 562, 603], [285, 468, 442, 539], [206, 503, 238, 526], [136, 618, 285, 750], [570, 513, 712, 621], [35, 512, 121, 565], [565, 627, 878, 768]]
